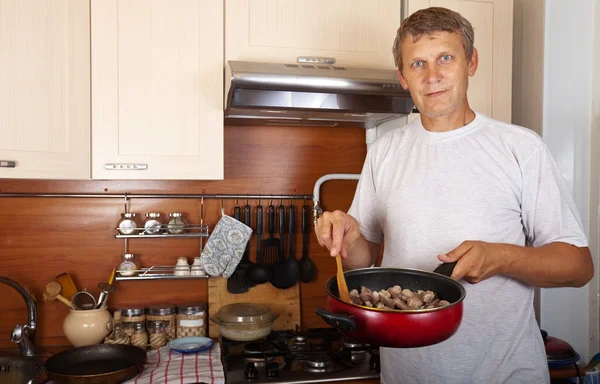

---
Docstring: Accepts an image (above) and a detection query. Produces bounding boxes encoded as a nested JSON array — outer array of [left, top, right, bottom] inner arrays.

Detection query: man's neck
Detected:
[[420, 105, 476, 132]]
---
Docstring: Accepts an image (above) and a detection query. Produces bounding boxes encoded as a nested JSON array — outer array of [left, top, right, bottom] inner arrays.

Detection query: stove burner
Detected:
[[291, 334, 307, 344], [343, 339, 365, 350], [307, 355, 332, 369], [244, 342, 276, 355]]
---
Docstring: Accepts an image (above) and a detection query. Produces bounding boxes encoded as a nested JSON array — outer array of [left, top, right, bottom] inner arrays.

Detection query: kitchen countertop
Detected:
[[19, 345, 587, 383]]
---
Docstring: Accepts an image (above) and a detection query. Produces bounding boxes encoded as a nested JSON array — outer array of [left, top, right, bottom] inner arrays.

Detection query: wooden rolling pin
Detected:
[[43, 281, 72, 308]]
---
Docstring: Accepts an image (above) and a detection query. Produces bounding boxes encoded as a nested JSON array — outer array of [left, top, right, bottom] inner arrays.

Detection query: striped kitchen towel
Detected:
[[125, 342, 225, 384]]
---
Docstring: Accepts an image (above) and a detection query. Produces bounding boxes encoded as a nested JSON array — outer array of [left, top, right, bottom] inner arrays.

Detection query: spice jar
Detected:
[[167, 212, 187, 234], [143, 212, 163, 235], [117, 213, 141, 235], [118, 254, 140, 277], [176, 303, 206, 338], [148, 320, 167, 349], [130, 322, 148, 349], [174, 257, 190, 276], [190, 257, 206, 276], [146, 304, 176, 341]]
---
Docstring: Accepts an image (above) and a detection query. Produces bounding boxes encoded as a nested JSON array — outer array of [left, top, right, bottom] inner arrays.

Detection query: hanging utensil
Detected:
[[270, 203, 300, 289], [299, 204, 315, 283], [227, 202, 250, 293], [262, 202, 280, 264], [246, 203, 271, 284]]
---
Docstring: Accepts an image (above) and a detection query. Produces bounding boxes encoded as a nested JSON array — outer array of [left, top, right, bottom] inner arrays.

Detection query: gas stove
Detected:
[[220, 327, 380, 384]]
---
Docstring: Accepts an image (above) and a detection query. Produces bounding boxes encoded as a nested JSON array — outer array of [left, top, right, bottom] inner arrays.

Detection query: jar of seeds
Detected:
[[176, 303, 206, 338], [148, 320, 167, 349], [146, 304, 176, 341], [167, 213, 187, 234], [130, 322, 148, 349]]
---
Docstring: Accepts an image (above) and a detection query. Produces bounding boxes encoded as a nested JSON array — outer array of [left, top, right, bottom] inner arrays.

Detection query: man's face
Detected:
[[398, 31, 478, 118]]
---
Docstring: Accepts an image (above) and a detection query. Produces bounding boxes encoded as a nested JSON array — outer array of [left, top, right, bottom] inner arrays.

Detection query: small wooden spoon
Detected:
[[335, 255, 350, 303]]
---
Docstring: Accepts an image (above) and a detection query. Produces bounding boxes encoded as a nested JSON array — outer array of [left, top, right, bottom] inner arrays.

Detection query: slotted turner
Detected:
[[262, 203, 280, 264]]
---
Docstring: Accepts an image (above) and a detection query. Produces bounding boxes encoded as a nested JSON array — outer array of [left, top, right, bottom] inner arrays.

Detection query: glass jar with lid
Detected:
[[148, 320, 167, 349], [117, 212, 141, 235], [143, 212, 164, 235], [167, 213, 187, 234], [176, 303, 206, 338], [104, 322, 130, 345], [118, 254, 140, 277], [130, 322, 148, 349], [146, 304, 176, 341]]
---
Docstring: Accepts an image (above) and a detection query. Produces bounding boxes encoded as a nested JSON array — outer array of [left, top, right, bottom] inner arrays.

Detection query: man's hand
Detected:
[[314, 210, 362, 258], [437, 241, 507, 283]]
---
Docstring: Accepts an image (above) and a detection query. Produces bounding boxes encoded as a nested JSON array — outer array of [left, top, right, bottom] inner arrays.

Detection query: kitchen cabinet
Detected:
[[0, 0, 90, 179], [225, 0, 402, 70], [407, 0, 513, 123], [91, 0, 224, 180]]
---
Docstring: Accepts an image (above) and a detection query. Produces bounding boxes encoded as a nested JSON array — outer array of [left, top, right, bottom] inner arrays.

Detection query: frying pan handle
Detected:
[[433, 261, 457, 277], [314, 307, 356, 331]]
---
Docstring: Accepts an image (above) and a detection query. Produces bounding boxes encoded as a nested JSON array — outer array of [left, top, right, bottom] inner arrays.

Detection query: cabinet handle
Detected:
[[297, 56, 335, 65], [104, 163, 148, 170], [0, 160, 16, 168]]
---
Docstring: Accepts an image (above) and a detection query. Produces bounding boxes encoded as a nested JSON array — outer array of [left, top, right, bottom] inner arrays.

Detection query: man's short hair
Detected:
[[392, 7, 475, 71]]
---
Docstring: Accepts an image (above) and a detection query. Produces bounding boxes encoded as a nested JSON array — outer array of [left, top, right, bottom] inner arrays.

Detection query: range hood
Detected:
[[224, 61, 414, 128]]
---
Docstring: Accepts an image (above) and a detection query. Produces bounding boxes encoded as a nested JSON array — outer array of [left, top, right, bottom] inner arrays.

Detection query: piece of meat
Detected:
[[388, 285, 403, 299], [421, 290, 436, 304], [393, 298, 409, 310], [407, 295, 424, 309]]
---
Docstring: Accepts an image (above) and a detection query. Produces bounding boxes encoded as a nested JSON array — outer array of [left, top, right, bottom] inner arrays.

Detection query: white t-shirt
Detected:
[[347, 112, 588, 384]]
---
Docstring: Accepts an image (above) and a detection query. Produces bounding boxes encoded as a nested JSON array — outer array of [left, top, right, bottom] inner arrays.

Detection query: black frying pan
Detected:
[[44, 344, 146, 384]]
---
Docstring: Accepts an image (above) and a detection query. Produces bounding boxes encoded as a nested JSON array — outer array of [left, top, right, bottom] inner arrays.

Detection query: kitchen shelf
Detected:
[[115, 233, 209, 239], [115, 266, 208, 281], [115, 224, 210, 239]]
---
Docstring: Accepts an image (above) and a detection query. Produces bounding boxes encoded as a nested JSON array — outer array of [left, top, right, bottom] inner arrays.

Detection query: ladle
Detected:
[[246, 204, 272, 284]]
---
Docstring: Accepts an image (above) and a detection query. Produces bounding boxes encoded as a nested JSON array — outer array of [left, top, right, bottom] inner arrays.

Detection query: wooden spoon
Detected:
[[335, 255, 350, 303]]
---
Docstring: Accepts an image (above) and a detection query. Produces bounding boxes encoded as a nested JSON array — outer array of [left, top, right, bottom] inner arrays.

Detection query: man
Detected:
[[314, 7, 594, 383]]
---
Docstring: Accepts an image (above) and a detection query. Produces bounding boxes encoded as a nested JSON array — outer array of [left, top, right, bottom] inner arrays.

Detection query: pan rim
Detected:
[[325, 266, 466, 314], [44, 344, 147, 376]]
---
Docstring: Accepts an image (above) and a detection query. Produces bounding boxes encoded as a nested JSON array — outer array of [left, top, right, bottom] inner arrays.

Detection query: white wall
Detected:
[[540, 0, 596, 361], [589, 0, 600, 359]]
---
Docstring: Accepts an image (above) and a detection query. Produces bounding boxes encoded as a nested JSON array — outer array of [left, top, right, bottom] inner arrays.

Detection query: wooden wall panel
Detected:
[[0, 124, 366, 348]]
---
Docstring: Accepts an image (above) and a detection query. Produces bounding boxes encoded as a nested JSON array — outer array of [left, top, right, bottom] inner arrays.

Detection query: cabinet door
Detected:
[[91, 0, 223, 180], [226, 0, 402, 70], [408, 0, 513, 123], [0, 0, 90, 179]]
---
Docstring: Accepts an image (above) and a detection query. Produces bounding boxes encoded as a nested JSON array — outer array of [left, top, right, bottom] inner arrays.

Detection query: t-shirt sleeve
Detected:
[[347, 149, 384, 244], [521, 145, 588, 248]]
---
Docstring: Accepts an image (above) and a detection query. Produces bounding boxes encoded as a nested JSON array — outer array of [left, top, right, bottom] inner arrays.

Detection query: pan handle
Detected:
[[433, 261, 457, 277], [315, 308, 356, 331]]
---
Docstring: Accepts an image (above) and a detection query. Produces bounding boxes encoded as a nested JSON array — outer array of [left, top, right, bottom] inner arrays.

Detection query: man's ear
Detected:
[[398, 69, 408, 90], [468, 47, 479, 77]]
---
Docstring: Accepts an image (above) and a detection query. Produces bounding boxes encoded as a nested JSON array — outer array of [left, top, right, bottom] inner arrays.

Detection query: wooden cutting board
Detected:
[[207, 277, 300, 338]]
